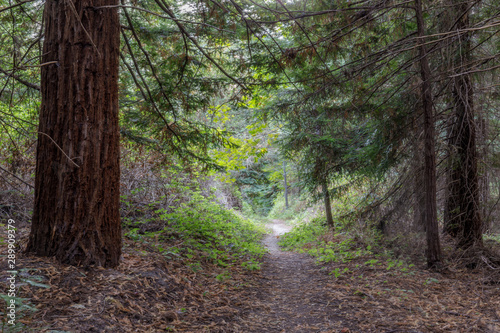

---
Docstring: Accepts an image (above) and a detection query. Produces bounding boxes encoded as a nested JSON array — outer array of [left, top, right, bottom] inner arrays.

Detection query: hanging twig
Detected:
[[37, 132, 80, 168], [66, 0, 101, 57]]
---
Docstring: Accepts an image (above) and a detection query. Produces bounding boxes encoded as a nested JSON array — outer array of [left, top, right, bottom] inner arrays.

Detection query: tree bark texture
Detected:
[[415, 0, 441, 267], [412, 102, 426, 232], [322, 182, 334, 229], [26, 0, 121, 267], [444, 0, 482, 248], [477, 115, 490, 233]]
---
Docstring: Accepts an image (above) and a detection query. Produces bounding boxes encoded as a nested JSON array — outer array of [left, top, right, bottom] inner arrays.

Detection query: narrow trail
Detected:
[[240, 219, 346, 332]]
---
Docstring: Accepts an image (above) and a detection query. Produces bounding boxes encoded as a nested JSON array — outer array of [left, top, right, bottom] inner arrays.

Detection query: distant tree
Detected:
[[26, 0, 122, 267], [283, 160, 289, 209]]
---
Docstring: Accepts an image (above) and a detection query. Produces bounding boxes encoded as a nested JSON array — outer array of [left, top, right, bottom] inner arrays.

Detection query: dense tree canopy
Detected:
[[0, 0, 499, 269], [1, 0, 500, 331]]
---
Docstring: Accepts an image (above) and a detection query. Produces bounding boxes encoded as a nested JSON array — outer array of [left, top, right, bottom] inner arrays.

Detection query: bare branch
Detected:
[[0, 67, 40, 91]]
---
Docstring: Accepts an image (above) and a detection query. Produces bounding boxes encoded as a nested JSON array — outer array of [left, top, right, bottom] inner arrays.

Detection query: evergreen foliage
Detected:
[[0, 0, 499, 269]]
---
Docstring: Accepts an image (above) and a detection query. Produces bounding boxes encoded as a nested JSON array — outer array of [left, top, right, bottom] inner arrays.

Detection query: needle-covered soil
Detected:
[[1, 220, 499, 332]]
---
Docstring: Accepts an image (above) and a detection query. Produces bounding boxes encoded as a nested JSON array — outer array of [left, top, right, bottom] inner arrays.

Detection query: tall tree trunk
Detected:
[[26, 0, 121, 267], [443, 0, 482, 248], [415, 0, 441, 268], [412, 103, 426, 232], [478, 114, 490, 233], [297, 164, 301, 197], [322, 182, 334, 229], [284, 160, 289, 209]]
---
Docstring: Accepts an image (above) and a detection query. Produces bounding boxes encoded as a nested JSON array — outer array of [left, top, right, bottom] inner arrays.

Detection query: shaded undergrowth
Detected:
[[278, 217, 415, 278], [0, 190, 268, 332], [123, 191, 267, 271]]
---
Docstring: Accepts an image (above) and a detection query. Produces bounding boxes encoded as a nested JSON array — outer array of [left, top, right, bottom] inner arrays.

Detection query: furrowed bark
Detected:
[[27, 0, 121, 267]]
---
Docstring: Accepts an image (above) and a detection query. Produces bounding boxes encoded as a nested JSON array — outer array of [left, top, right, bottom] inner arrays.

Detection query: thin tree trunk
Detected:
[[284, 160, 289, 209], [415, 0, 441, 268], [478, 114, 490, 233], [26, 0, 121, 267], [322, 182, 334, 229], [412, 104, 426, 232], [297, 164, 301, 197]]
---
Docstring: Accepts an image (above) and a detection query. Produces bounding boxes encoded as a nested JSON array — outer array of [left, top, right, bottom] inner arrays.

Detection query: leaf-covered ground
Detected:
[[254, 221, 500, 332], [1, 220, 500, 332]]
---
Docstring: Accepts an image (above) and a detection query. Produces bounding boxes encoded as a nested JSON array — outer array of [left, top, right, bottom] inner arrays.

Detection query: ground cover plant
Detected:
[[125, 190, 267, 270], [1, 0, 500, 331]]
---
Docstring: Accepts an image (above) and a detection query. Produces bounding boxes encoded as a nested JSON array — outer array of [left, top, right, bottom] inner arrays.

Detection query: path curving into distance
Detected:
[[240, 219, 346, 332]]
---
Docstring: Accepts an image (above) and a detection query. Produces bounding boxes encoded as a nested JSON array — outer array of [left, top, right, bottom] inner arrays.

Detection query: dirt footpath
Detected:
[[238, 219, 347, 332]]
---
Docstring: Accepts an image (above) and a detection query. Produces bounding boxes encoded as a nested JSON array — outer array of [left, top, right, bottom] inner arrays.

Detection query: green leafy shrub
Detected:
[[278, 216, 373, 264], [153, 191, 267, 268], [278, 214, 416, 276], [278, 218, 327, 250]]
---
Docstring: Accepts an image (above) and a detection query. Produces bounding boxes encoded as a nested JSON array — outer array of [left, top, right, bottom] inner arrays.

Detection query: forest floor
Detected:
[[1, 219, 500, 332], [236, 220, 500, 332], [236, 219, 348, 332]]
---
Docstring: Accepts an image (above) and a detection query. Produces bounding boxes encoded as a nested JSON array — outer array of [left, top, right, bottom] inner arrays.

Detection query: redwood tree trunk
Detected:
[[415, 0, 441, 268], [26, 0, 121, 267], [444, 0, 482, 248]]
